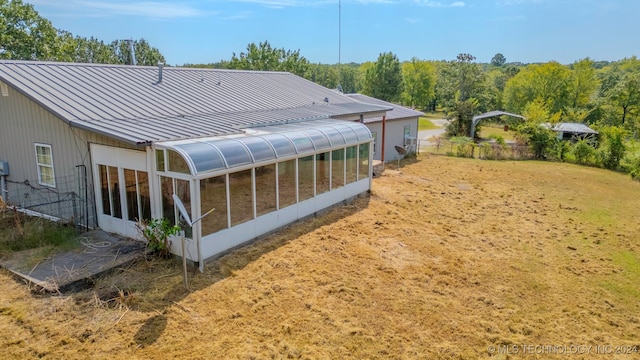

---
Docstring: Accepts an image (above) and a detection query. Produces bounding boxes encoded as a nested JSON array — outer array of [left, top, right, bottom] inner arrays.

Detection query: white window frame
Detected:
[[371, 131, 377, 155], [34, 143, 56, 188]]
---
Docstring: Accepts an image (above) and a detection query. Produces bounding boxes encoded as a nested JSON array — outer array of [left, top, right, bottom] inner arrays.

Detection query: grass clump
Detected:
[[0, 209, 79, 258]]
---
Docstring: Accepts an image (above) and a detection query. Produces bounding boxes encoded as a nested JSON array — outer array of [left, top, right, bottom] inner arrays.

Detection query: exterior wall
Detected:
[[365, 117, 419, 162], [0, 85, 137, 227]]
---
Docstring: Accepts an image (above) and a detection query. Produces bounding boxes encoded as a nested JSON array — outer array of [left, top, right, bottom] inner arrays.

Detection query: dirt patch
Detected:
[[1, 155, 640, 359]]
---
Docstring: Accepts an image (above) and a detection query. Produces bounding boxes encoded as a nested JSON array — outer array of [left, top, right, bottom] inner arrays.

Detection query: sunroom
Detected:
[[153, 119, 373, 268]]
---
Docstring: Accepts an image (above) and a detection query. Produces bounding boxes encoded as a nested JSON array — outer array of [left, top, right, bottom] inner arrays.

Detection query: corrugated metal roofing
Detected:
[[544, 122, 598, 134], [0, 61, 390, 145], [344, 93, 424, 123], [472, 110, 526, 121]]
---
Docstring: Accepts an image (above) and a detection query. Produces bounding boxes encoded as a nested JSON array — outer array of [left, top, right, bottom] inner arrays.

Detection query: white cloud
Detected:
[[31, 1, 208, 18], [413, 0, 465, 8]]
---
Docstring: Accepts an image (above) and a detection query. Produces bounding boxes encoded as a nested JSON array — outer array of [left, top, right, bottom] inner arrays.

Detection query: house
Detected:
[[345, 94, 423, 162], [0, 60, 392, 268]]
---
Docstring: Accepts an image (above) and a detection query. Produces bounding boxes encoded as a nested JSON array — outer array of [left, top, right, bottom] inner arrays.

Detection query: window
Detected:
[[316, 152, 330, 195], [404, 125, 411, 138], [200, 176, 228, 236], [278, 160, 297, 208], [371, 132, 377, 155], [255, 164, 276, 217], [359, 143, 370, 181], [298, 156, 314, 201], [35, 144, 55, 187], [345, 146, 358, 184], [229, 169, 254, 226], [168, 150, 190, 174], [331, 148, 345, 190]]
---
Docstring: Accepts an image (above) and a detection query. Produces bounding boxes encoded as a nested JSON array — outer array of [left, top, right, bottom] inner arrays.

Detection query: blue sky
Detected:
[[28, 0, 640, 66]]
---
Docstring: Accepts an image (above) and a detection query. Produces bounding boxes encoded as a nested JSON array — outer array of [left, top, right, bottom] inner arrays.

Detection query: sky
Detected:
[[27, 0, 640, 66]]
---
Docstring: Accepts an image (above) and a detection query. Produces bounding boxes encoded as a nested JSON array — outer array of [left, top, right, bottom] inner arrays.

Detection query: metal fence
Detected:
[[419, 139, 535, 160], [2, 167, 95, 231]]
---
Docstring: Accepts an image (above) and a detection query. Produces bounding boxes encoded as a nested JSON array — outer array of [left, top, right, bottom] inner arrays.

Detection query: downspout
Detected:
[[1, 175, 7, 204], [381, 115, 386, 162]]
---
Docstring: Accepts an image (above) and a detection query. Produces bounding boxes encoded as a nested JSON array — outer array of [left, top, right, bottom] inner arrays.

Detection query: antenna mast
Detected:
[[337, 0, 343, 92]]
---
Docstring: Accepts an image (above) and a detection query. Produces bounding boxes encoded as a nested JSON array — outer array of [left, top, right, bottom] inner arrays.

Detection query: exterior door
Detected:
[[91, 144, 150, 239]]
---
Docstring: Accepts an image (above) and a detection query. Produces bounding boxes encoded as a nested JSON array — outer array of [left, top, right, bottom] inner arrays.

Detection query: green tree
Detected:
[[227, 41, 309, 77], [401, 58, 436, 109], [491, 53, 506, 67], [596, 126, 627, 170], [111, 38, 165, 66], [0, 0, 59, 60], [503, 62, 572, 114], [436, 53, 488, 110], [568, 58, 599, 109], [446, 98, 478, 137], [362, 52, 403, 102]]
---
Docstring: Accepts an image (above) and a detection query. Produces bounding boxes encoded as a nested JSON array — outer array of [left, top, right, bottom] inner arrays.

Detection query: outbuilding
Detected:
[[0, 61, 391, 267]]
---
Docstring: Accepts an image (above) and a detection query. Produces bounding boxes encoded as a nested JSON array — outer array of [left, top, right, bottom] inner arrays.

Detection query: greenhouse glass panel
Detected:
[[316, 152, 330, 195], [331, 124, 359, 142], [287, 132, 314, 153], [278, 160, 296, 208], [176, 142, 225, 174], [262, 134, 296, 157], [353, 125, 372, 141], [345, 146, 358, 184], [255, 164, 277, 217], [319, 127, 346, 146], [303, 129, 331, 150], [359, 143, 370, 181], [200, 176, 228, 236], [168, 150, 190, 174], [229, 169, 254, 226], [331, 148, 345, 189], [239, 137, 276, 162], [212, 140, 252, 168], [298, 156, 314, 201]]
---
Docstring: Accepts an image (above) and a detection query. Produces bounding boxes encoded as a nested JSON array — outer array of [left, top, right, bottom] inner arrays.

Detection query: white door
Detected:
[[91, 144, 150, 239]]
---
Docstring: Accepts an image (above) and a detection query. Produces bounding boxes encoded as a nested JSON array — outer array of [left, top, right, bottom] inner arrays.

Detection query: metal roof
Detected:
[[472, 110, 526, 122], [0, 61, 390, 145], [344, 94, 424, 123], [543, 122, 598, 134], [156, 119, 372, 176]]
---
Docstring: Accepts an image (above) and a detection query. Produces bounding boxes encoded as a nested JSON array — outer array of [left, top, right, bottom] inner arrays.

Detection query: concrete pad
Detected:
[[0, 230, 145, 292]]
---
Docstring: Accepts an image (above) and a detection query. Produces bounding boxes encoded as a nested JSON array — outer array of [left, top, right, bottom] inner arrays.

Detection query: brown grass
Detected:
[[1, 156, 640, 359]]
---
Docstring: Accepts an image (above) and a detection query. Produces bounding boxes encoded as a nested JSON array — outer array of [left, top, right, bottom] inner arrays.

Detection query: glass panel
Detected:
[[298, 155, 314, 201], [138, 171, 151, 221], [156, 149, 165, 172], [354, 126, 372, 141], [332, 124, 358, 142], [359, 143, 370, 181], [214, 140, 252, 168], [255, 164, 276, 217], [321, 127, 346, 146], [305, 129, 331, 150], [345, 146, 358, 184], [287, 132, 314, 153], [240, 137, 276, 162], [316, 152, 330, 195], [124, 169, 139, 221], [263, 134, 296, 157], [278, 160, 296, 209], [331, 148, 345, 190], [200, 176, 228, 236], [108, 166, 121, 218], [404, 125, 411, 137], [229, 169, 254, 226], [39, 166, 54, 186], [168, 150, 190, 174], [160, 176, 175, 226], [177, 142, 225, 174], [176, 179, 192, 238], [99, 165, 110, 216]]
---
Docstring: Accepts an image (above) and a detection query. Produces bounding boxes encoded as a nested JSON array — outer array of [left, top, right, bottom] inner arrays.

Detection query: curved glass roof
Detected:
[[156, 119, 372, 176]]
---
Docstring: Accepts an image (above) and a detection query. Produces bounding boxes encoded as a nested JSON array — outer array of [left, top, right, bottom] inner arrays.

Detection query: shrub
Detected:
[[572, 139, 595, 165], [137, 218, 180, 257], [596, 126, 627, 170], [515, 122, 557, 160]]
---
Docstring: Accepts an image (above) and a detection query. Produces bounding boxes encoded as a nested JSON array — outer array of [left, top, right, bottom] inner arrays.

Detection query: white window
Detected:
[[371, 131, 377, 154], [35, 143, 56, 187]]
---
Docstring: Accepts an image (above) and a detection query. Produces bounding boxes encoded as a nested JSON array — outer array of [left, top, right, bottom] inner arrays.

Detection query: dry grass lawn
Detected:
[[1, 155, 640, 359]]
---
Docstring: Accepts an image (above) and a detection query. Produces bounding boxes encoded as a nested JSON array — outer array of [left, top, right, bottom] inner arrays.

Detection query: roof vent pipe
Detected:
[[158, 62, 164, 83]]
